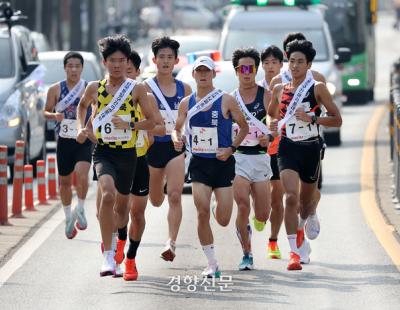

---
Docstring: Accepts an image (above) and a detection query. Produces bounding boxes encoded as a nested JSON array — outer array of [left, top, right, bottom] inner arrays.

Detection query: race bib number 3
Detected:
[[232, 124, 262, 147], [161, 110, 178, 135], [59, 119, 78, 139], [101, 115, 132, 143], [192, 127, 218, 154]]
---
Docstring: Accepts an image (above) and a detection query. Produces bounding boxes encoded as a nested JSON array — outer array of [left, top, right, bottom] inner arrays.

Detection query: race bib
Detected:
[[161, 110, 178, 135], [59, 119, 78, 139], [232, 123, 262, 147], [136, 130, 146, 148], [286, 102, 318, 141], [100, 115, 132, 142], [191, 127, 218, 154]]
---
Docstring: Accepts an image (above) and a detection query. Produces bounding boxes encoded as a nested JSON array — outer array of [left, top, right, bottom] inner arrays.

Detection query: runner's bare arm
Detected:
[[77, 82, 97, 130], [226, 94, 249, 148], [147, 93, 166, 137], [268, 84, 282, 119], [44, 84, 63, 121], [269, 75, 282, 92], [76, 82, 97, 144], [314, 82, 342, 127], [312, 70, 326, 84], [172, 96, 189, 152], [132, 83, 155, 131]]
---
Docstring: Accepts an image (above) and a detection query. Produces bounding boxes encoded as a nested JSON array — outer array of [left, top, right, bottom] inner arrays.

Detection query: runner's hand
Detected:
[[269, 119, 278, 132], [258, 134, 269, 147], [111, 116, 129, 130], [216, 147, 232, 161], [295, 107, 311, 122], [172, 134, 184, 152], [55, 112, 64, 122], [85, 128, 97, 144], [76, 128, 88, 144]]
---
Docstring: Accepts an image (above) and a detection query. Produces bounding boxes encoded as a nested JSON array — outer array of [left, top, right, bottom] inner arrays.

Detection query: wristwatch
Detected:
[[129, 122, 135, 130], [311, 115, 318, 125], [267, 134, 275, 142], [230, 145, 237, 153]]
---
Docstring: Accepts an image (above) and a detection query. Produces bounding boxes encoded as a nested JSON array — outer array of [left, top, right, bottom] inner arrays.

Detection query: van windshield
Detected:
[[222, 29, 329, 62], [0, 38, 15, 78]]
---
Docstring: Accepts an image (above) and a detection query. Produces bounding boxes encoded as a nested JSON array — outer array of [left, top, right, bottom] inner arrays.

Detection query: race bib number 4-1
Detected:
[[59, 119, 78, 139], [191, 127, 218, 154], [232, 123, 262, 147], [286, 102, 318, 141], [100, 115, 132, 143], [161, 110, 178, 135]]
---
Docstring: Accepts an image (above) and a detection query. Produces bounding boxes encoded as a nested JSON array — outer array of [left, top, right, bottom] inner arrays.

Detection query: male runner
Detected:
[[268, 40, 342, 270], [231, 48, 274, 270], [144, 37, 192, 262], [76, 35, 155, 276], [44, 51, 91, 239], [172, 56, 249, 277]]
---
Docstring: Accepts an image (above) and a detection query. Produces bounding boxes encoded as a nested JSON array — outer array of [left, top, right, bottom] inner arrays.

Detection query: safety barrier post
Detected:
[[0, 145, 10, 225], [11, 140, 25, 218], [24, 165, 36, 211], [36, 160, 47, 204], [48, 157, 57, 199]]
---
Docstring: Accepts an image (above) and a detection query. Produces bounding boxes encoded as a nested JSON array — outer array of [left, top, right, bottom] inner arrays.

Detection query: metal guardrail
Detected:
[[390, 58, 400, 200]]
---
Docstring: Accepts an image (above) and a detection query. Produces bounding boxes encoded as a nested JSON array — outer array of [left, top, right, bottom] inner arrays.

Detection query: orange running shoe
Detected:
[[114, 238, 126, 264], [124, 258, 138, 281], [287, 252, 302, 271], [296, 229, 305, 248], [267, 241, 281, 259]]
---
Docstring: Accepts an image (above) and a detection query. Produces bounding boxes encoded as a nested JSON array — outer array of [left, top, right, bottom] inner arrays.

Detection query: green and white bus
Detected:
[[322, 0, 377, 103]]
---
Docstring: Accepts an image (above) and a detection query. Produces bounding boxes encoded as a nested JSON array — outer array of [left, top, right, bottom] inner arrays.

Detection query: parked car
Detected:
[[38, 51, 103, 142], [0, 25, 46, 177]]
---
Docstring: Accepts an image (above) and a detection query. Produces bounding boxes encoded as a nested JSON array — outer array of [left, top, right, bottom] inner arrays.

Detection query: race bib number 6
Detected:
[[59, 119, 78, 139], [191, 127, 218, 154], [101, 115, 132, 142]]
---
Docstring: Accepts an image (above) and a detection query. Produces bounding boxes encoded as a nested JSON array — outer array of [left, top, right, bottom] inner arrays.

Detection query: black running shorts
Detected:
[[146, 141, 184, 168], [93, 144, 137, 195], [277, 136, 321, 184], [56, 137, 92, 176], [130, 155, 149, 196], [189, 155, 235, 189]]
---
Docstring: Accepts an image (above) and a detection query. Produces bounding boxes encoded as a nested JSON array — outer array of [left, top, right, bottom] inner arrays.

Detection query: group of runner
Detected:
[[44, 31, 342, 280]]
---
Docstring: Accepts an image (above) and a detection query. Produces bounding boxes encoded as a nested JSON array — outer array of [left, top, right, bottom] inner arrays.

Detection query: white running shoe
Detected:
[[75, 207, 87, 230], [305, 214, 320, 240], [299, 238, 311, 264], [201, 264, 221, 278], [65, 213, 77, 239], [100, 251, 116, 277], [114, 264, 123, 278]]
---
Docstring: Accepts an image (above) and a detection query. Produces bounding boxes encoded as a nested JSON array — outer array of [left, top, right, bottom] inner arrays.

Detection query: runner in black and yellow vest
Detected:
[[76, 35, 155, 277]]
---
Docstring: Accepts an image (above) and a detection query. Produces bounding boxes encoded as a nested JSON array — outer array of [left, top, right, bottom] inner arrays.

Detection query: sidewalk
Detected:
[[0, 199, 61, 267]]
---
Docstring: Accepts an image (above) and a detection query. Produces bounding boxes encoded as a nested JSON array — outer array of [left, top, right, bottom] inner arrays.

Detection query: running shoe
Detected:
[[296, 228, 305, 248], [124, 258, 138, 281], [114, 238, 126, 264], [238, 254, 254, 271], [201, 264, 221, 278], [287, 252, 302, 271], [75, 207, 87, 230], [252, 216, 266, 232], [160, 239, 176, 262], [299, 238, 311, 264], [114, 264, 123, 278], [100, 251, 116, 277], [65, 213, 77, 239], [267, 241, 281, 259], [305, 214, 320, 240]]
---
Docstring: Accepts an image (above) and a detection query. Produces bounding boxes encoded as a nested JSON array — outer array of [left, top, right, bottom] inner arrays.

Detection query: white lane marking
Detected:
[[0, 208, 64, 287]]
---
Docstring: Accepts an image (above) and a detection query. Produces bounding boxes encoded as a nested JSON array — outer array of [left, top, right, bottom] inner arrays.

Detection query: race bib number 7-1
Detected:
[[101, 115, 132, 142], [191, 127, 218, 154]]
